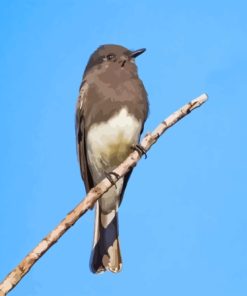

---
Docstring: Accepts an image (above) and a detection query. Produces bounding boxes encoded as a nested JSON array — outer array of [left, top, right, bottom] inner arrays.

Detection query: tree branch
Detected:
[[0, 93, 208, 296]]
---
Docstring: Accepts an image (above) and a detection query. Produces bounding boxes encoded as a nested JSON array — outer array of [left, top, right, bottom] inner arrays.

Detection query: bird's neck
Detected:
[[85, 63, 138, 85]]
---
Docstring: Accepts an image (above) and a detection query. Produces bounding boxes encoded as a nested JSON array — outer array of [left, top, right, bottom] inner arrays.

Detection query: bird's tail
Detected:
[[90, 201, 122, 273]]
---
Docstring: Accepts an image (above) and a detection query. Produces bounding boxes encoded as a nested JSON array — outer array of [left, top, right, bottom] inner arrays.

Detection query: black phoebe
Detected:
[[76, 44, 149, 273]]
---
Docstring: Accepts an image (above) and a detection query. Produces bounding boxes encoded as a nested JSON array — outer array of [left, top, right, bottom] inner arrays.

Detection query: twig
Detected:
[[0, 93, 208, 295]]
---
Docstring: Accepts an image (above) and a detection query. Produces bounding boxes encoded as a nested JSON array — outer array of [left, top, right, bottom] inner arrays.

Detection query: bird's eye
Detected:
[[107, 54, 115, 60]]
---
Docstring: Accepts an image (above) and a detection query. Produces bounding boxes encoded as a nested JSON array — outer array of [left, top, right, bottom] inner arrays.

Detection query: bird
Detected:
[[75, 44, 149, 273]]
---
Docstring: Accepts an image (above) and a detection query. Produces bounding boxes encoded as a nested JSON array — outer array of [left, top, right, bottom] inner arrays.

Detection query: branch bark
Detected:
[[0, 93, 208, 296]]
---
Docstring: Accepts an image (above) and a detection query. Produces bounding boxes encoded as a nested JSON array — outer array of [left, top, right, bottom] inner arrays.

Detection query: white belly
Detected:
[[87, 107, 141, 212], [87, 107, 142, 183]]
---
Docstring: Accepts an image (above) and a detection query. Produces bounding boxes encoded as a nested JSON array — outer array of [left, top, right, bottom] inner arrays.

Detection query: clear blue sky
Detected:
[[0, 1, 246, 295]]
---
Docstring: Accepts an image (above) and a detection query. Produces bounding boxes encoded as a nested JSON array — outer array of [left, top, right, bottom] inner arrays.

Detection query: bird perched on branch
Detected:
[[76, 44, 149, 273]]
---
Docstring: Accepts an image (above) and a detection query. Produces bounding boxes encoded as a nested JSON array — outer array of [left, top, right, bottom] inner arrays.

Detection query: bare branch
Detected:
[[0, 93, 208, 295]]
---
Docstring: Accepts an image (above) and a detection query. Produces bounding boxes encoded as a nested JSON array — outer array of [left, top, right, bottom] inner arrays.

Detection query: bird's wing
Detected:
[[118, 170, 133, 206], [75, 80, 94, 192]]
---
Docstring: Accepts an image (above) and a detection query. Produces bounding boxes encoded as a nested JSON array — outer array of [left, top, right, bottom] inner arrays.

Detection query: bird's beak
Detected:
[[130, 48, 146, 58]]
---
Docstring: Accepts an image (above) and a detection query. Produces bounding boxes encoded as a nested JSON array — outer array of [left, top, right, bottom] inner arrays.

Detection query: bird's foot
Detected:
[[131, 144, 147, 159], [105, 171, 120, 188]]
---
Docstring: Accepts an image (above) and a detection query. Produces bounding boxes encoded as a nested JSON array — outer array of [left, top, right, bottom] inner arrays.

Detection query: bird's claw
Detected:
[[131, 144, 147, 159], [105, 171, 120, 188]]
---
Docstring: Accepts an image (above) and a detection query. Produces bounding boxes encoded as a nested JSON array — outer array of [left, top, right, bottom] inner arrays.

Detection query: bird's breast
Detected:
[[86, 107, 142, 181]]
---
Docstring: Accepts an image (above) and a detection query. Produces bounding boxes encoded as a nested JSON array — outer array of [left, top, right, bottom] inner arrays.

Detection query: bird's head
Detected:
[[83, 44, 146, 77]]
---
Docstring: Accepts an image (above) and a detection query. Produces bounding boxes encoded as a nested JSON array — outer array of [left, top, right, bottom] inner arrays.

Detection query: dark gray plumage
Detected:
[[76, 44, 148, 273]]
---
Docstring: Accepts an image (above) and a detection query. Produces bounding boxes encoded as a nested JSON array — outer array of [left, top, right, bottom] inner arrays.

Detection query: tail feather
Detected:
[[90, 201, 122, 273]]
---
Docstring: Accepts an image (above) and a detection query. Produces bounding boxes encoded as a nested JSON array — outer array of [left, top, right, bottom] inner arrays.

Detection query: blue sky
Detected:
[[0, 1, 246, 295]]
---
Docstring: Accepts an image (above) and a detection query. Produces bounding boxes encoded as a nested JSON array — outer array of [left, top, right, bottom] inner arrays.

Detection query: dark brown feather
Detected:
[[75, 80, 94, 193]]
